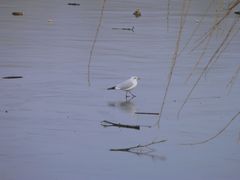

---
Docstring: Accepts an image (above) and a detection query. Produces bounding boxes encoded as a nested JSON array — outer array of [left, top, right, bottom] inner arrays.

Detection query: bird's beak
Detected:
[[138, 77, 141, 80]]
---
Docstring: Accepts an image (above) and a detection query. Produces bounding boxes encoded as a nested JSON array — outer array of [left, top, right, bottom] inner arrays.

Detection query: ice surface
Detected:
[[0, 0, 240, 180]]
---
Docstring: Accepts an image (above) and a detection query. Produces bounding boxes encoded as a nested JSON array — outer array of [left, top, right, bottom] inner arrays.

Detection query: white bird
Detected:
[[107, 76, 140, 99]]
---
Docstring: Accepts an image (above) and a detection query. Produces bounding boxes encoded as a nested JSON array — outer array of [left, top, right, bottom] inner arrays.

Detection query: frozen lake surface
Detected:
[[0, 0, 240, 179]]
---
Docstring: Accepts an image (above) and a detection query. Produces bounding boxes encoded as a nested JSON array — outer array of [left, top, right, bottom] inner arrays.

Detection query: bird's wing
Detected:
[[116, 79, 134, 90]]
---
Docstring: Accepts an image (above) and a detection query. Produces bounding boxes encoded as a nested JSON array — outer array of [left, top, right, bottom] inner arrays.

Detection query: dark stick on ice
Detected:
[[2, 76, 23, 79], [135, 112, 160, 115], [101, 120, 140, 130], [12, 12, 24, 16], [110, 140, 167, 152], [112, 26, 135, 32], [67, 3, 80, 6]]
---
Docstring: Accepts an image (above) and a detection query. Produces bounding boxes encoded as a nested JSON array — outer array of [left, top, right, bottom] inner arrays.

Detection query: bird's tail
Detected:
[[107, 86, 116, 90]]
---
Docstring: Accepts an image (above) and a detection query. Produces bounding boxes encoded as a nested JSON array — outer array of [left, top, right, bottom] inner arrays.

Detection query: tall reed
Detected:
[[167, 0, 171, 31], [226, 64, 240, 93], [87, 0, 107, 86], [207, 17, 240, 75], [192, 0, 240, 51], [180, 111, 240, 145], [157, 0, 191, 126], [178, 0, 214, 57], [178, 17, 239, 117]]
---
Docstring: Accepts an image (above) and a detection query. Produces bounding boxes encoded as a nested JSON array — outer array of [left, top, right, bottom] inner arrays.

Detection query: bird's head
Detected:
[[131, 76, 140, 81]]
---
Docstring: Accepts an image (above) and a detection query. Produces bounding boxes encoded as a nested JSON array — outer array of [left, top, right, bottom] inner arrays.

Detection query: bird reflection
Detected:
[[108, 99, 136, 114]]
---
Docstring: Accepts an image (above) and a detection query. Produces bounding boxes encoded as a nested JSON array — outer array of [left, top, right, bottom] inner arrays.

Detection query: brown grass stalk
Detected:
[[238, 131, 240, 144], [87, 0, 106, 86], [226, 64, 240, 93], [178, 0, 214, 56], [178, 17, 238, 118], [180, 111, 240, 145], [157, 0, 190, 126], [185, 30, 213, 83], [182, 0, 192, 27], [206, 18, 240, 75], [214, 0, 224, 36], [167, 0, 171, 31], [191, 0, 240, 52]]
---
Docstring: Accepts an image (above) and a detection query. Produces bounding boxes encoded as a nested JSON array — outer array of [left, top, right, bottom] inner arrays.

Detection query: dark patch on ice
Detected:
[[2, 76, 23, 79], [67, 3, 80, 6]]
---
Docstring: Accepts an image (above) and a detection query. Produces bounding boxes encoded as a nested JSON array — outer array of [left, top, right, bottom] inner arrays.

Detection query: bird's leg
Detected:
[[126, 96, 135, 102], [125, 91, 129, 99], [125, 91, 136, 101], [129, 91, 136, 98]]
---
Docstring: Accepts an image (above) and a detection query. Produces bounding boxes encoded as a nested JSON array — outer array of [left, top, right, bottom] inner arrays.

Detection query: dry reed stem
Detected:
[[238, 131, 240, 144], [182, 0, 192, 27], [178, 0, 214, 56], [180, 111, 240, 145], [207, 18, 240, 75], [157, 0, 189, 126], [192, 0, 240, 51], [226, 64, 240, 93], [178, 17, 238, 118], [185, 30, 213, 83], [167, 0, 171, 31], [228, 0, 239, 9], [214, 25, 240, 64], [214, 0, 224, 36], [87, 0, 106, 86]]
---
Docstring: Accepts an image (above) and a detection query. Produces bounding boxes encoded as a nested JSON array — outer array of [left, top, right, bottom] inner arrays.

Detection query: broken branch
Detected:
[[135, 112, 159, 115], [112, 26, 135, 32], [101, 120, 141, 130], [110, 140, 167, 152]]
